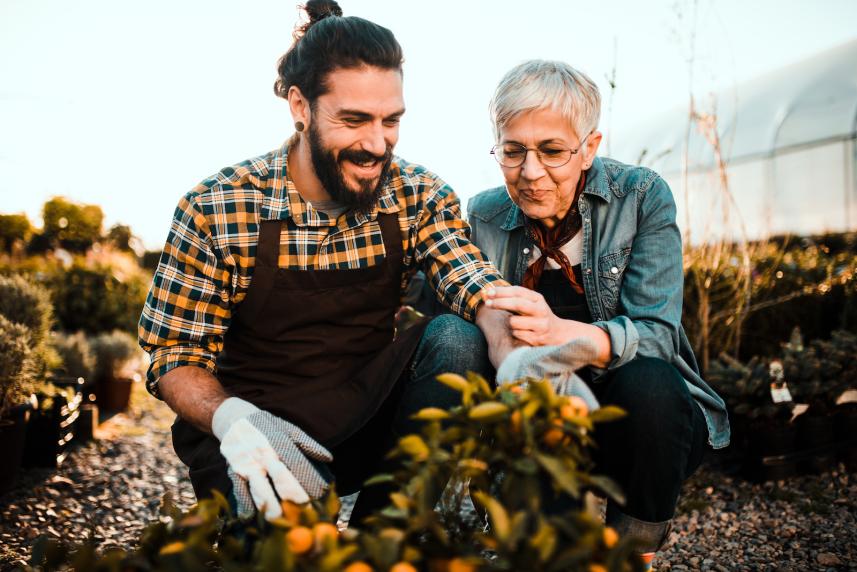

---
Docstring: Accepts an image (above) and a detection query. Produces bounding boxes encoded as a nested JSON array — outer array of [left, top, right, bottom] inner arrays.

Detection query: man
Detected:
[[138, 0, 513, 525]]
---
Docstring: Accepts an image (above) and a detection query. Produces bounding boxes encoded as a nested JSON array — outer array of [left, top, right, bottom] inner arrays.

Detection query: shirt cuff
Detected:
[[589, 316, 639, 378], [145, 346, 218, 399], [463, 275, 510, 322]]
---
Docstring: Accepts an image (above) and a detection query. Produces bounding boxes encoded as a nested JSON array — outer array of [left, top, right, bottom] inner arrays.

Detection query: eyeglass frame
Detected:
[[490, 132, 592, 169]]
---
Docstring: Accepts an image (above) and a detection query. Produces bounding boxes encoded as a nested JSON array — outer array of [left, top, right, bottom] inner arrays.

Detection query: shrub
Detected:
[[48, 263, 149, 334], [41, 197, 104, 253], [50, 331, 96, 382], [0, 274, 53, 348], [0, 213, 33, 253], [0, 315, 34, 417], [89, 330, 142, 384], [27, 375, 642, 571]]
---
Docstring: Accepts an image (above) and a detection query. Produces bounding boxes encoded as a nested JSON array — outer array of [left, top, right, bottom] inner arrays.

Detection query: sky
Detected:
[[2, 0, 856, 249]]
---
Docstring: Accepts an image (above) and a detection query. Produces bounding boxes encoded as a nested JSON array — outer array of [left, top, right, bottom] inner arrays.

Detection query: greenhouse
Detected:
[[614, 38, 857, 241]]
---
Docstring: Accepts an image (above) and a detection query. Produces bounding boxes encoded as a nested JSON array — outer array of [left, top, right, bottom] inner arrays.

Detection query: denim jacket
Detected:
[[467, 156, 730, 449]]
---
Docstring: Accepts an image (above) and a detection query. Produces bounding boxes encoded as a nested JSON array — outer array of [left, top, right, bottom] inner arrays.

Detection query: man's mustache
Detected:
[[338, 147, 392, 165]]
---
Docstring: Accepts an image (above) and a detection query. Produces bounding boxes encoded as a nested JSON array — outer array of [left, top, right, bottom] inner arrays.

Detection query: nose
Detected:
[[520, 148, 546, 181], [360, 122, 388, 157]]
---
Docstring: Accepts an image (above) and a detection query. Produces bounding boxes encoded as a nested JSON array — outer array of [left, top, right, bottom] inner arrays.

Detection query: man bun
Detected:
[[295, 0, 343, 39]]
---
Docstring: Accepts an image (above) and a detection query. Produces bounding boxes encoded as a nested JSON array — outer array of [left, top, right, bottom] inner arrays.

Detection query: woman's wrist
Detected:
[[553, 318, 612, 368]]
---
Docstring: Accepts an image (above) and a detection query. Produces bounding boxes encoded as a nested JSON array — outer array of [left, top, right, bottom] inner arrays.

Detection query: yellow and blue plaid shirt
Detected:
[[139, 142, 506, 397]]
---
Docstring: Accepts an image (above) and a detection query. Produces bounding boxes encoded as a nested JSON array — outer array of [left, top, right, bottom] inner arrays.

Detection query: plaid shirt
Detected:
[[139, 142, 506, 397]]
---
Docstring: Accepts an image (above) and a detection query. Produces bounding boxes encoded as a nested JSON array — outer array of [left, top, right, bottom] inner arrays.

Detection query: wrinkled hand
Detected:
[[213, 398, 333, 519], [485, 286, 566, 347]]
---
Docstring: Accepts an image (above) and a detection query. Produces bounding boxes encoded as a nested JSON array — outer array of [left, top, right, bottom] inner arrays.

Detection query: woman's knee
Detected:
[[416, 314, 490, 375], [598, 357, 693, 429]]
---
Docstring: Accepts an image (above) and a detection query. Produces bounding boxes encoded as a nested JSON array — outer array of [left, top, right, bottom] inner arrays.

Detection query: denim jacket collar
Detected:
[[500, 156, 613, 232]]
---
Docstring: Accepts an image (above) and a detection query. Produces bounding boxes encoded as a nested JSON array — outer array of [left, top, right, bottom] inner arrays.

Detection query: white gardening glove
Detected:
[[496, 337, 601, 411], [212, 397, 333, 519]]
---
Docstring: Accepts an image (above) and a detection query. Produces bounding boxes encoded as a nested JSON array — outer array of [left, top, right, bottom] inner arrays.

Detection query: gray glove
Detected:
[[213, 397, 333, 519], [496, 337, 600, 411]]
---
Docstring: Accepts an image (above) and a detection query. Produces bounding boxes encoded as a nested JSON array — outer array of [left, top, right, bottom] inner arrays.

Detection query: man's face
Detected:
[[307, 66, 405, 212]]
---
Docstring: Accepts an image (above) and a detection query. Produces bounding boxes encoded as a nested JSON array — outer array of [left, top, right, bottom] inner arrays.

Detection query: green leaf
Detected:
[[535, 453, 581, 499], [472, 491, 511, 543], [468, 401, 510, 422], [363, 473, 395, 487], [586, 474, 627, 506], [589, 405, 627, 423], [411, 407, 450, 421], [436, 373, 469, 393]]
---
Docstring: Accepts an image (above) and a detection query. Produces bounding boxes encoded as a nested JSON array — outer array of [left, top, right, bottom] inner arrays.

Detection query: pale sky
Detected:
[[2, 0, 856, 249]]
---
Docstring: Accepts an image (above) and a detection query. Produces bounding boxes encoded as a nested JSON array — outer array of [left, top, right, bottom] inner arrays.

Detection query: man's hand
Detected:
[[212, 398, 333, 519], [475, 288, 527, 368]]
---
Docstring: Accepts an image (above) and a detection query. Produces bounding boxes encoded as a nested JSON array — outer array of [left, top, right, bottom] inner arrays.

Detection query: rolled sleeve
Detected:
[[589, 316, 640, 378], [138, 190, 232, 399], [415, 181, 507, 322]]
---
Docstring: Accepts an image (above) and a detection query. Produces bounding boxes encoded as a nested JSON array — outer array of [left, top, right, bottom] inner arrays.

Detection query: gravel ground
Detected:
[[1, 387, 855, 570]]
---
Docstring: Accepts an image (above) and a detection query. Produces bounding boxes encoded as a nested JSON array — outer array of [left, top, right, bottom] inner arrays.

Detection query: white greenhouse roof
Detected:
[[613, 38, 857, 174]]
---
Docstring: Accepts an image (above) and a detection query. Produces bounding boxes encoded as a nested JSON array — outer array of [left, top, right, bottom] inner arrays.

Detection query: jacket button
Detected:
[[584, 268, 592, 275], [523, 247, 530, 255], [610, 266, 619, 274]]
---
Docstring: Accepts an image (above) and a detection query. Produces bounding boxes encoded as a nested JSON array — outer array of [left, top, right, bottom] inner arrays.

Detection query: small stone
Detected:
[[816, 553, 841, 566]]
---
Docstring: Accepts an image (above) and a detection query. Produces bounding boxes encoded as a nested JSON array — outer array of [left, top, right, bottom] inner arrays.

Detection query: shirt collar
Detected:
[[263, 140, 403, 227]]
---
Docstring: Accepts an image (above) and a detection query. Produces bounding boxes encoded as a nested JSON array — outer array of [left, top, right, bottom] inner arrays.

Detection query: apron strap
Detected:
[[256, 220, 283, 268], [376, 212, 403, 258]]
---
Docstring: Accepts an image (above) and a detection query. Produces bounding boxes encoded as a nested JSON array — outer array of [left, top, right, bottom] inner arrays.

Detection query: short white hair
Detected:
[[489, 60, 601, 142]]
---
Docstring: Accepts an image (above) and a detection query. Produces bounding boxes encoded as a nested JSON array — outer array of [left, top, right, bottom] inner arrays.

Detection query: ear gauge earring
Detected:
[[295, 121, 305, 132]]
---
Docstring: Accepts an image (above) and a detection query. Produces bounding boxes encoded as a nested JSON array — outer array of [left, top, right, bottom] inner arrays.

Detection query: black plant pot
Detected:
[[744, 418, 798, 482], [0, 402, 32, 495], [833, 403, 857, 470], [23, 378, 83, 468], [795, 412, 837, 475]]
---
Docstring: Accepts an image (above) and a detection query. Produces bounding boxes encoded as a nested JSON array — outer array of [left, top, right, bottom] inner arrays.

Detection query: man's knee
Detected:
[[416, 314, 490, 375]]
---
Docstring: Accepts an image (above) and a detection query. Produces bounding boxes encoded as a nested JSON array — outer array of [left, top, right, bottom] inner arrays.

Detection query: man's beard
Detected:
[[308, 123, 394, 215]]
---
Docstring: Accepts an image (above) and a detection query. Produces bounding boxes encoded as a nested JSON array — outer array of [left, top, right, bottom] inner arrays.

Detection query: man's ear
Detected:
[[288, 86, 310, 129]]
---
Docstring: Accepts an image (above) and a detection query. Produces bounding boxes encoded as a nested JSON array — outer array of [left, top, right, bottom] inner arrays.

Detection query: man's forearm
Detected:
[[158, 365, 230, 433]]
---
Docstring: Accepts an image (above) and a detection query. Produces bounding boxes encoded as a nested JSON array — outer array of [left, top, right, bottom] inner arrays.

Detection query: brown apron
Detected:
[[172, 211, 429, 499]]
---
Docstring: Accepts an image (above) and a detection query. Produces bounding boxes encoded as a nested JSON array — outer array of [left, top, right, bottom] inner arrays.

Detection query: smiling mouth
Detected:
[[520, 188, 551, 200]]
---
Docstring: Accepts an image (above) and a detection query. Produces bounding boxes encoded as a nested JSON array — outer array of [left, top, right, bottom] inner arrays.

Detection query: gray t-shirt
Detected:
[[309, 199, 349, 220]]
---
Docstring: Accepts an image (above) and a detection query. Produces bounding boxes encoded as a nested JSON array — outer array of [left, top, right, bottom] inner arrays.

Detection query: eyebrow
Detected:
[[501, 138, 568, 146], [338, 108, 406, 120]]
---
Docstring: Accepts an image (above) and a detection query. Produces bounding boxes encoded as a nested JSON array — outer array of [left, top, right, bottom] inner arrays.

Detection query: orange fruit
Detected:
[[542, 427, 566, 448], [390, 563, 418, 572], [286, 526, 314, 554], [280, 500, 303, 525], [602, 526, 619, 548], [589, 565, 608, 572], [448, 558, 478, 572], [510, 385, 524, 395], [313, 522, 338, 546], [343, 562, 374, 572], [561, 396, 590, 419]]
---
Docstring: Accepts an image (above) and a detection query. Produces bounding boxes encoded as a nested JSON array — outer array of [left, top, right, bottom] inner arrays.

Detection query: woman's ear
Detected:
[[583, 131, 603, 167]]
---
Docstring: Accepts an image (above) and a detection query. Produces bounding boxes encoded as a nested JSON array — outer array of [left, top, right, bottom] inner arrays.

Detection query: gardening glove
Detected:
[[212, 397, 333, 519], [496, 337, 600, 411]]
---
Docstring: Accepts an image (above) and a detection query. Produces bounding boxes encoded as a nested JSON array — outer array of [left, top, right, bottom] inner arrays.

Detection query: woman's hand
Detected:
[[484, 285, 570, 347]]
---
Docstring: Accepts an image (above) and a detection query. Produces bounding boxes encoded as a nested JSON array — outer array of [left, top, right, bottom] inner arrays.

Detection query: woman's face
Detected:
[[497, 108, 601, 229]]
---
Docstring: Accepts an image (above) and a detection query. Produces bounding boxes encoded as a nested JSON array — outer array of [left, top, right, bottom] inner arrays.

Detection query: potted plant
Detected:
[[51, 331, 98, 441], [0, 315, 35, 494], [708, 354, 797, 481], [22, 377, 84, 467], [89, 330, 142, 412]]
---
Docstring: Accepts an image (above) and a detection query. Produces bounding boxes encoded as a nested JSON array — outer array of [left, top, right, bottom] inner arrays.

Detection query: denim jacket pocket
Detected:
[[598, 247, 631, 314]]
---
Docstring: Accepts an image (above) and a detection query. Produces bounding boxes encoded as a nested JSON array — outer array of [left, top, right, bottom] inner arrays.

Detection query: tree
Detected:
[[41, 197, 104, 253], [0, 213, 33, 253]]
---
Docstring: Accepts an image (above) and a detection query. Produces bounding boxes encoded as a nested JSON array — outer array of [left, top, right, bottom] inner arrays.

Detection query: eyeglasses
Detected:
[[490, 134, 590, 168]]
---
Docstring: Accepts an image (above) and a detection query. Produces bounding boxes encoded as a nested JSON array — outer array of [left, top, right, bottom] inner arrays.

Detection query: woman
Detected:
[[472, 60, 730, 568]]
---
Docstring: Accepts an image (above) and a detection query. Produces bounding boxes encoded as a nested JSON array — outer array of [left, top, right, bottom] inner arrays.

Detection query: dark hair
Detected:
[[274, 0, 403, 103]]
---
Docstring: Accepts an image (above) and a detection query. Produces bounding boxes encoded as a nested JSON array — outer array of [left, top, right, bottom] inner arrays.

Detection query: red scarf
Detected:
[[522, 171, 587, 293]]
